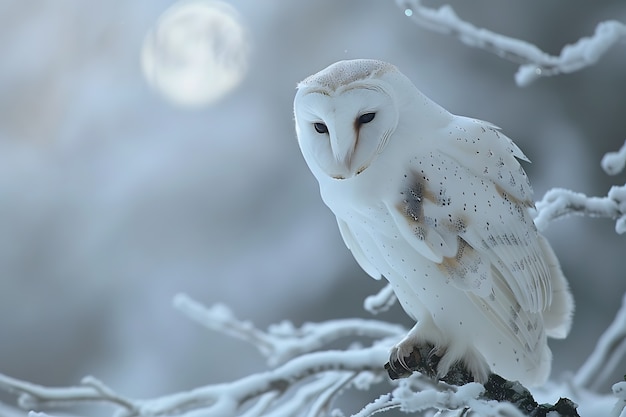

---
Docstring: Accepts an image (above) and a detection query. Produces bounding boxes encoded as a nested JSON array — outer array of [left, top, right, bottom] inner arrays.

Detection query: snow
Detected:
[[602, 141, 626, 176], [363, 284, 397, 315], [560, 21, 626, 69], [612, 382, 626, 417], [534, 188, 619, 231]]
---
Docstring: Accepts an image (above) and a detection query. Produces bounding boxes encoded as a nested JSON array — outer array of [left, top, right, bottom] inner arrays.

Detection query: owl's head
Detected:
[[294, 59, 407, 181]]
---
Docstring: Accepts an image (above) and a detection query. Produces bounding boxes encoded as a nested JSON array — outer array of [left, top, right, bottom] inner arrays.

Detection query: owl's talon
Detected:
[[385, 342, 439, 380], [386, 344, 477, 385]]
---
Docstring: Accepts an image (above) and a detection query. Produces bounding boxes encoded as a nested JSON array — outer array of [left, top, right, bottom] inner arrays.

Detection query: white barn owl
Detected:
[[293, 59, 574, 386]]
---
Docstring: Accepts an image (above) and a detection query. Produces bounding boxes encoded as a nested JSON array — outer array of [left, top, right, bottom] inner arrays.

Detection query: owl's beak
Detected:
[[329, 128, 357, 177]]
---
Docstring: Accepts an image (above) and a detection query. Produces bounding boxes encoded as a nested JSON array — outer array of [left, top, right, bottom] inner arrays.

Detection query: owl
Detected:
[[293, 59, 574, 386]]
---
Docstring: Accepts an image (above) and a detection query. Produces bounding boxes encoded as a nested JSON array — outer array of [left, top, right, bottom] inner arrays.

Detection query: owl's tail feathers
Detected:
[[539, 235, 575, 339]]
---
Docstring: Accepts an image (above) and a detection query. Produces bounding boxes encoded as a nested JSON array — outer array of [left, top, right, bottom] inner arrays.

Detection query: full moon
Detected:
[[141, 0, 249, 107]]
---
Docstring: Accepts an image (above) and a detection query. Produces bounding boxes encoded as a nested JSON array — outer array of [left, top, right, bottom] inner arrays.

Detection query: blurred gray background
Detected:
[[1, 0, 625, 415]]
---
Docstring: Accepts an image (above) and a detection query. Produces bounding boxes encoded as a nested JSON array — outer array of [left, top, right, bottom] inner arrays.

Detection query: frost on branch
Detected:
[[363, 283, 397, 315], [173, 293, 404, 367], [602, 141, 626, 176], [396, 0, 626, 86], [535, 140, 626, 234], [3, 291, 626, 416]]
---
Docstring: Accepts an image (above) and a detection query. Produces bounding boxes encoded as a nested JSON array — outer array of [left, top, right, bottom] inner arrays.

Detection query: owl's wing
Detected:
[[387, 116, 552, 314], [438, 116, 532, 203], [439, 116, 551, 313], [337, 218, 383, 280]]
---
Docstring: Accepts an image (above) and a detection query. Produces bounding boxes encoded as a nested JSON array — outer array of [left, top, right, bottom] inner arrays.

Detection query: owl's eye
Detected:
[[314, 122, 328, 134], [358, 112, 376, 125]]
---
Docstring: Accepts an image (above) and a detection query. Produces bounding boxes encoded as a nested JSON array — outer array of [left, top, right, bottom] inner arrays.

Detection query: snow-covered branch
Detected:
[[0, 373, 136, 411], [534, 187, 626, 233], [575, 292, 626, 391], [396, 0, 626, 86], [535, 141, 626, 234], [602, 141, 626, 176], [174, 293, 405, 366], [363, 283, 397, 315], [0, 347, 389, 417], [0, 295, 399, 417]]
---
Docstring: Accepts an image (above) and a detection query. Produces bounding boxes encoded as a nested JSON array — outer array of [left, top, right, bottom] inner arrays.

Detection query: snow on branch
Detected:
[[534, 140, 626, 234], [575, 292, 626, 391], [602, 140, 626, 176], [1, 293, 626, 417], [174, 293, 405, 366], [0, 373, 136, 411], [0, 347, 390, 417], [396, 0, 626, 86], [363, 283, 397, 315], [534, 187, 625, 232]]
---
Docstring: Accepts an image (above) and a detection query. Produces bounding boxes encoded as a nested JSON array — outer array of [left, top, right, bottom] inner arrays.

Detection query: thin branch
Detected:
[[396, 0, 626, 86], [172, 294, 275, 358], [135, 348, 389, 416], [0, 373, 137, 413], [174, 293, 405, 366], [238, 391, 279, 417], [306, 372, 355, 417], [533, 187, 621, 231], [363, 284, 397, 315], [534, 141, 626, 233], [574, 293, 626, 390], [351, 393, 401, 417], [0, 348, 389, 417]]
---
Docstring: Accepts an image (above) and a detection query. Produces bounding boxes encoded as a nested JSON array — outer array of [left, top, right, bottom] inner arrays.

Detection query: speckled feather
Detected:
[[294, 59, 574, 386]]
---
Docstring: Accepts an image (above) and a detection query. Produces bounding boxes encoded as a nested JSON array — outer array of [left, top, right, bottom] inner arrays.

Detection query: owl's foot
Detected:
[[385, 343, 475, 386], [385, 342, 440, 380]]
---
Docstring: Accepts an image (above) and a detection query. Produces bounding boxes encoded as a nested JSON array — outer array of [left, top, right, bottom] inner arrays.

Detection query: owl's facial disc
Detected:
[[295, 83, 398, 181], [315, 110, 378, 179]]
